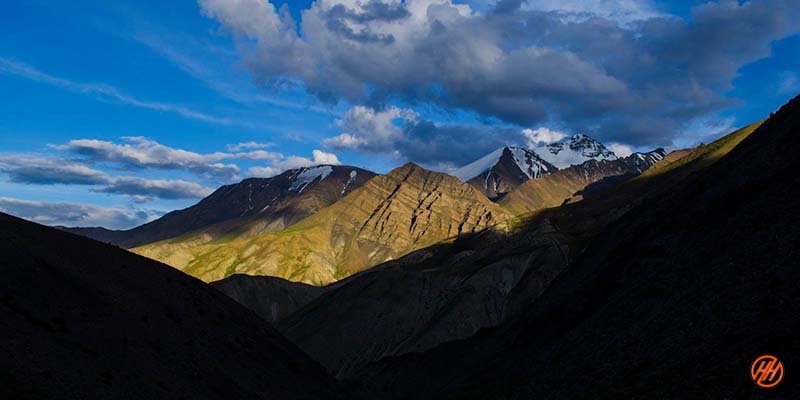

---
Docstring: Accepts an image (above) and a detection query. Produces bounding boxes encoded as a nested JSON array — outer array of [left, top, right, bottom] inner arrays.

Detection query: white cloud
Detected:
[[55, 136, 246, 178], [522, 127, 567, 146], [248, 149, 341, 177], [324, 106, 419, 152], [324, 105, 527, 165], [0, 197, 164, 230], [608, 143, 634, 157]]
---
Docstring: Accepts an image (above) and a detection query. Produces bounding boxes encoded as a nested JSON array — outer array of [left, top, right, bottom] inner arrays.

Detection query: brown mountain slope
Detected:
[[0, 212, 345, 400], [499, 149, 667, 215], [352, 99, 799, 399], [213, 123, 759, 380], [136, 163, 511, 285], [62, 165, 375, 248]]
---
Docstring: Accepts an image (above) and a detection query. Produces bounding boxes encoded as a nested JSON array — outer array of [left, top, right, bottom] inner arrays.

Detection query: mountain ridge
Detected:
[[61, 164, 376, 248], [135, 162, 511, 285]]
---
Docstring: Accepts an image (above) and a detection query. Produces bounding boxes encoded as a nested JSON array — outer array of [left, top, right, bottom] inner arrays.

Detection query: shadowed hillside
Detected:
[[0, 213, 346, 400], [214, 114, 767, 381], [351, 96, 800, 399]]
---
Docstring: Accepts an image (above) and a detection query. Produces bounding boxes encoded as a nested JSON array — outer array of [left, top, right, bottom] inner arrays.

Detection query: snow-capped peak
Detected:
[[289, 165, 333, 193], [451, 147, 555, 182], [534, 134, 617, 168]]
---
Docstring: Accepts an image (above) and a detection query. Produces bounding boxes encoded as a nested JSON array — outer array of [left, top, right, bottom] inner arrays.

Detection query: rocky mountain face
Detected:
[[533, 133, 618, 168], [135, 163, 511, 285], [454, 147, 557, 199], [499, 148, 667, 215], [348, 101, 798, 399], [62, 165, 375, 248], [454, 136, 662, 203], [0, 212, 346, 400], [211, 117, 767, 387]]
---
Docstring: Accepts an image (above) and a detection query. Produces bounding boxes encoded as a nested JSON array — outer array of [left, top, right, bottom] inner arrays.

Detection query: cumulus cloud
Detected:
[[0, 197, 164, 230], [248, 149, 341, 177], [324, 105, 523, 165], [522, 127, 567, 146], [324, 106, 418, 153], [200, 0, 800, 147]]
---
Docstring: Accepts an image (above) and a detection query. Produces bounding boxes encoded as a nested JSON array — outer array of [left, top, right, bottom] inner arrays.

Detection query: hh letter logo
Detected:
[[751, 355, 784, 388]]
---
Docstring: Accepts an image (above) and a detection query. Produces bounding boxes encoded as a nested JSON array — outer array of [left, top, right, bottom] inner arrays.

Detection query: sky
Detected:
[[0, 0, 798, 229]]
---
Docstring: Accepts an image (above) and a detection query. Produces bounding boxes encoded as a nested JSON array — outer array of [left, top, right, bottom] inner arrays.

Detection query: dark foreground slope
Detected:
[[0, 213, 344, 400], [357, 97, 800, 398]]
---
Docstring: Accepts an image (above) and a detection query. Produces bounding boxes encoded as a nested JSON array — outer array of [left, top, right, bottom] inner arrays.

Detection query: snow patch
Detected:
[[290, 166, 333, 193], [341, 170, 358, 196], [507, 147, 552, 179], [532, 134, 617, 168], [451, 148, 506, 182]]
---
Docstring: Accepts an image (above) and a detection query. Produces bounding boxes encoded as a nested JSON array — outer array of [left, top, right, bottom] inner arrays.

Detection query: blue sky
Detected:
[[1, 0, 798, 228]]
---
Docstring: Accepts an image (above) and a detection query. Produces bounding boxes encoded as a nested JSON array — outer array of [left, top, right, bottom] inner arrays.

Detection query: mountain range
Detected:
[[62, 165, 376, 248], [210, 121, 759, 379], [66, 133, 667, 285], [4, 95, 800, 399]]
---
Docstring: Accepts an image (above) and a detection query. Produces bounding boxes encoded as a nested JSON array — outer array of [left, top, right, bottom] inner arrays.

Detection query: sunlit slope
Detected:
[[499, 149, 665, 215], [135, 163, 510, 285]]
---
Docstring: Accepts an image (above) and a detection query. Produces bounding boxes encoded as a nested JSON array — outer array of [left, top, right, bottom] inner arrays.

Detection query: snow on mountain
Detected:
[[453, 146, 559, 183], [452, 148, 506, 182], [533, 134, 617, 169], [341, 170, 358, 195], [289, 165, 334, 192], [507, 147, 553, 179], [625, 148, 666, 172]]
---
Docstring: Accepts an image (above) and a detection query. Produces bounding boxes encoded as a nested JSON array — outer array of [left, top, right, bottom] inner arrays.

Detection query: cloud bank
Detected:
[[200, 0, 800, 147], [0, 197, 163, 229]]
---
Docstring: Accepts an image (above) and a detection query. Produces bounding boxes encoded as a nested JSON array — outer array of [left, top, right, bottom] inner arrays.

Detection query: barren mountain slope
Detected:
[[499, 149, 667, 215], [62, 165, 375, 248], [136, 163, 510, 285], [213, 122, 759, 381]]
